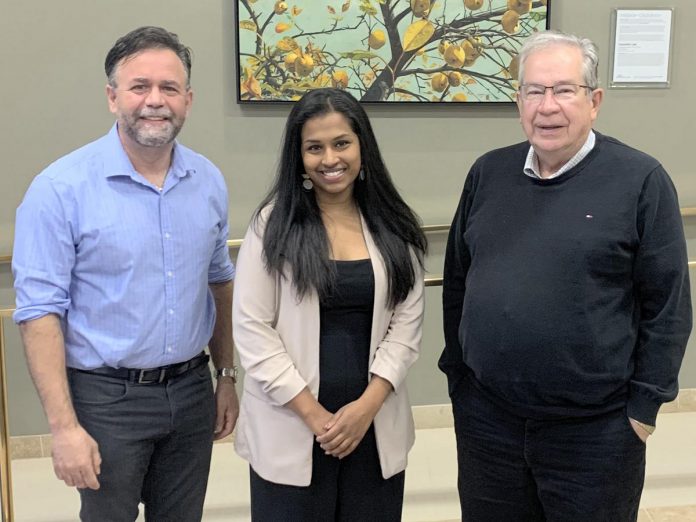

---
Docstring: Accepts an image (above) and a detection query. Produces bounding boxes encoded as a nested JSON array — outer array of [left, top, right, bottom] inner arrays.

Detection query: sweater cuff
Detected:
[[626, 392, 661, 426]]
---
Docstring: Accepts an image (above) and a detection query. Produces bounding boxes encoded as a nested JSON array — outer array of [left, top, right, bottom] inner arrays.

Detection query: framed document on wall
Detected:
[[609, 8, 674, 89], [235, 0, 551, 104]]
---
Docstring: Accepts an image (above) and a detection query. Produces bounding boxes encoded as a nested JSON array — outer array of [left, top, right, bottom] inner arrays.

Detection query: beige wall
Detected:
[[1, 0, 695, 435]]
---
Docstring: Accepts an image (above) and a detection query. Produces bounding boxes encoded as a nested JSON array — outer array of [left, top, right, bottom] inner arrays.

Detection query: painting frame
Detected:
[[235, 0, 551, 104]]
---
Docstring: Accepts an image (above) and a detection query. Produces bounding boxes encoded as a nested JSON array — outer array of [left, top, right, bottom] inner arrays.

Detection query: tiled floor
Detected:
[[10, 412, 696, 521]]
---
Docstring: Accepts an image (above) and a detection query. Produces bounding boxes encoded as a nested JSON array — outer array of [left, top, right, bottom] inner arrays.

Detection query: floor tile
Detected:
[[647, 505, 696, 522]]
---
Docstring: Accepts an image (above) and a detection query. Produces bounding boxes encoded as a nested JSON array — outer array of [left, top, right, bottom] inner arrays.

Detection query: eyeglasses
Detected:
[[518, 83, 594, 102]]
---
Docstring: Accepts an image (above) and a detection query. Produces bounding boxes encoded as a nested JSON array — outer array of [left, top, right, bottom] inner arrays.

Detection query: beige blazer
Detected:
[[233, 211, 424, 486]]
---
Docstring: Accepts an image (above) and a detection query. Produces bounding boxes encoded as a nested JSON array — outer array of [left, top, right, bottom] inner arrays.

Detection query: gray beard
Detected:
[[123, 118, 183, 147]]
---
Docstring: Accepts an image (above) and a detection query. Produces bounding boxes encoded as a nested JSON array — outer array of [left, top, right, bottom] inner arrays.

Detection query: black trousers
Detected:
[[249, 426, 405, 521], [451, 373, 646, 522], [68, 363, 215, 522]]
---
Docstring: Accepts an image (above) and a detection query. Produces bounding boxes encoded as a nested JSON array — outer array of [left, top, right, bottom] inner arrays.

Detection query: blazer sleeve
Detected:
[[232, 219, 309, 406], [369, 251, 424, 394]]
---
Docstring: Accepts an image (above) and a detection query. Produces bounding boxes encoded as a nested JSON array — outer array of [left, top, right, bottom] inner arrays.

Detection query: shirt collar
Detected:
[[523, 130, 595, 180], [103, 123, 194, 182]]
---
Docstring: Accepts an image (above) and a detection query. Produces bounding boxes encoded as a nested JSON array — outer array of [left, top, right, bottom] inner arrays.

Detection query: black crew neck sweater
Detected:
[[440, 132, 691, 424]]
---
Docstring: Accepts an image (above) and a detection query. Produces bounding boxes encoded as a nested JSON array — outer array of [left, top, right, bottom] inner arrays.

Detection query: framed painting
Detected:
[[236, 0, 550, 103]]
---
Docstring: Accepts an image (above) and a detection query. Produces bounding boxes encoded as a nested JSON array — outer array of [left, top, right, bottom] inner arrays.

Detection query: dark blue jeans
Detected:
[[68, 363, 215, 522], [450, 373, 646, 521]]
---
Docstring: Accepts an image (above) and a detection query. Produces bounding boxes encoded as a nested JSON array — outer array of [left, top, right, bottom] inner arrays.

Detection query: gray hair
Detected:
[[518, 30, 600, 89]]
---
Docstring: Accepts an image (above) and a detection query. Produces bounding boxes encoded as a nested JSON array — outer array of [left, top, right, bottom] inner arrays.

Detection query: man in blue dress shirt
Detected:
[[12, 26, 238, 521]]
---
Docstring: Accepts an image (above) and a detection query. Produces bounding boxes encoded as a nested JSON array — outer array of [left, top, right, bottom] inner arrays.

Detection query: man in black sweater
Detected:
[[440, 30, 691, 521]]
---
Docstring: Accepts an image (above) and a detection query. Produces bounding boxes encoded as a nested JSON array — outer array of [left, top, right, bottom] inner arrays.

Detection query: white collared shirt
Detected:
[[523, 131, 596, 180]]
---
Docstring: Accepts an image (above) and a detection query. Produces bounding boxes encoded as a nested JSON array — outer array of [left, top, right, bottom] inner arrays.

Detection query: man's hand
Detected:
[[628, 418, 651, 443], [213, 378, 239, 440], [51, 424, 101, 490], [19, 316, 101, 489], [316, 399, 376, 459]]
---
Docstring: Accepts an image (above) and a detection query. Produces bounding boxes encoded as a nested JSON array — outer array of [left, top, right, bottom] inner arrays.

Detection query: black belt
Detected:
[[73, 353, 209, 385]]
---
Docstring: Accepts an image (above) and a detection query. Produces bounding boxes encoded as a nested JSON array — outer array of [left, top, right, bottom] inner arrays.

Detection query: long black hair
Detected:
[[256, 88, 427, 307]]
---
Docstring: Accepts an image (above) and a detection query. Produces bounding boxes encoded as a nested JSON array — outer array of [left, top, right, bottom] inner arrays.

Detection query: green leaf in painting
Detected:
[[359, 0, 378, 16], [276, 37, 300, 51], [239, 20, 257, 32], [339, 50, 380, 60]]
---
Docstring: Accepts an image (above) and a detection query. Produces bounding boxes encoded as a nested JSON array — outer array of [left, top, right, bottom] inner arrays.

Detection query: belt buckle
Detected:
[[137, 368, 167, 384]]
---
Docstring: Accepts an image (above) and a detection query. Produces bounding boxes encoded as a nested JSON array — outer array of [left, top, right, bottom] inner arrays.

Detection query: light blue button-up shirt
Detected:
[[13, 124, 235, 370]]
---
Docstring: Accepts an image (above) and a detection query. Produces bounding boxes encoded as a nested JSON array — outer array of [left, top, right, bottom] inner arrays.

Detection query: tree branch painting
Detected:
[[236, 0, 549, 103]]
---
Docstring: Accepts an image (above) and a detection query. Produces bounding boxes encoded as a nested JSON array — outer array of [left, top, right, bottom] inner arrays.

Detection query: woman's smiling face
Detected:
[[301, 111, 361, 204]]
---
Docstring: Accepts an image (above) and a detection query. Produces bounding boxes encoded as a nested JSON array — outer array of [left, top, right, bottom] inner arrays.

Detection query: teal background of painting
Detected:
[[238, 0, 547, 102]]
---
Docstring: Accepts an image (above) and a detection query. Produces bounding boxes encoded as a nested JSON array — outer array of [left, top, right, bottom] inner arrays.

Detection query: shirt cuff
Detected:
[[13, 306, 65, 324]]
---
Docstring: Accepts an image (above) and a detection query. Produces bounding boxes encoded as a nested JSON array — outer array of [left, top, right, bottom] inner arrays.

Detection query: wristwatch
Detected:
[[215, 366, 238, 383]]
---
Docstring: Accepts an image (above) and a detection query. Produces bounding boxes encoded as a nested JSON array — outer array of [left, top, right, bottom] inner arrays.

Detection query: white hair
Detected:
[[518, 30, 600, 89]]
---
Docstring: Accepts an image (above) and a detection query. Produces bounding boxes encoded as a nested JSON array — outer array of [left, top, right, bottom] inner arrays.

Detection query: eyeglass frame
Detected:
[[517, 83, 597, 102]]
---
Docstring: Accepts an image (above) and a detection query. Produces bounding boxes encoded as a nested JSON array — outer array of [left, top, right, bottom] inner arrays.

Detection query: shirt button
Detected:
[[168, 309, 174, 315], [167, 271, 173, 277], [164, 233, 171, 239], [167, 346, 173, 352]]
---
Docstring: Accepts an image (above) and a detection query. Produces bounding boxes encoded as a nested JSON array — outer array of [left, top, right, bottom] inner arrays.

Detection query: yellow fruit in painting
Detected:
[[501, 10, 520, 34], [461, 40, 479, 66], [431, 72, 449, 92], [452, 93, 468, 102], [410, 0, 431, 18], [464, 0, 484, 10], [368, 30, 386, 49], [284, 51, 298, 72], [332, 70, 349, 88], [448, 71, 462, 87], [275, 22, 291, 33], [444, 45, 466, 68], [507, 0, 531, 15], [274, 1, 288, 15], [314, 74, 332, 87], [509, 55, 520, 80], [438, 39, 452, 55], [294, 55, 314, 77]]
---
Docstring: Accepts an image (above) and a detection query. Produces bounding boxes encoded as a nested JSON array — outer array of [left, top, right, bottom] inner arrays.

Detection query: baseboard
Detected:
[[9, 388, 696, 460]]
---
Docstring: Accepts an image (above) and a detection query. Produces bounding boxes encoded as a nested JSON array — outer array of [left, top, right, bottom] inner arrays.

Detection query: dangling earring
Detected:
[[301, 173, 314, 191], [359, 168, 366, 181]]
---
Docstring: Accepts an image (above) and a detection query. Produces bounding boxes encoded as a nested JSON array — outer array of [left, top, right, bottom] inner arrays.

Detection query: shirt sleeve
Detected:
[[207, 172, 235, 284], [628, 165, 692, 425], [13, 175, 75, 323]]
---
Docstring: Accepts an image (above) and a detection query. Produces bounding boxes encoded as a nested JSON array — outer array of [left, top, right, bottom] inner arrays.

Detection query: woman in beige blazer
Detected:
[[233, 89, 426, 521]]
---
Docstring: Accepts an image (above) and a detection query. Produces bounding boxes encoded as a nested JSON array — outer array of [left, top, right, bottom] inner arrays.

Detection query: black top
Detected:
[[440, 132, 692, 424], [319, 259, 375, 411]]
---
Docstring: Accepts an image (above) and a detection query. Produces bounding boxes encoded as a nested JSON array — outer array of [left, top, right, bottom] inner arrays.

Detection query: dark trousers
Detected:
[[68, 363, 215, 522], [249, 426, 405, 521], [450, 373, 646, 522]]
